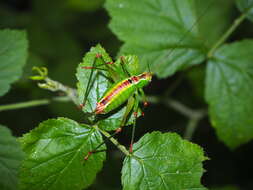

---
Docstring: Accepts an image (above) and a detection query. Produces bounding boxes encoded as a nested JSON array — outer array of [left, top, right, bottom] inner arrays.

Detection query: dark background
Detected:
[[0, 0, 252, 189]]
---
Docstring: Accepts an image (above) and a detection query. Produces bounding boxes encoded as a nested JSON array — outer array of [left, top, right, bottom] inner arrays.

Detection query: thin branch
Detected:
[[146, 95, 207, 140], [94, 125, 130, 157], [164, 73, 185, 97], [147, 96, 206, 119], [208, 11, 247, 58], [30, 67, 78, 105], [41, 78, 78, 104], [0, 96, 70, 112], [184, 115, 203, 140]]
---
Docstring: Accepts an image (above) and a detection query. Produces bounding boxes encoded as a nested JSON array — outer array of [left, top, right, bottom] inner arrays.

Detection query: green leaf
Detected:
[[122, 132, 207, 190], [205, 40, 253, 149], [0, 29, 28, 96], [236, 0, 253, 21], [112, 55, 140, 79], [19, 117, 106, 190], [76, 44, 112, 113], [195, 0, 233, 47], [0, 125, 24, 190], [105, 0, 232, 78]]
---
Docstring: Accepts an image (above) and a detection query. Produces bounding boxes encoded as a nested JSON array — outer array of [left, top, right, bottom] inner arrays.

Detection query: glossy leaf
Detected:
[[236, 0, 253, 21], [76, 44, 111, 113], [105, 0, 232, 78], [122, 132, 207, 190], [0, 29, 28, 96], [205, 40, 253, 149], [0, 125, 24, 190], [195, 0, 233, 47], [19, 118, 106, 190]]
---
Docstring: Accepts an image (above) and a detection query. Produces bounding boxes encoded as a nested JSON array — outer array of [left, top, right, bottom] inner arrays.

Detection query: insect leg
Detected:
[[129, 93, 140, 153], [94, 54, 119, 82], [80, 55, 98, 109], [139, 88, 149, 107], [84, 96, 136, 160], [119, 56, 131, 77], [81, 54, 115, 109], [118, 96, 135, 131], [82, 61, 114, 70]]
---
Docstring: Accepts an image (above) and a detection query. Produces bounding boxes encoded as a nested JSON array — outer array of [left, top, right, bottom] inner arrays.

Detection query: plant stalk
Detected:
[[0, 96, 70, 112], [184, 117, 202, 140], [208, 12, 247, 58], [94, 125, 130, 156]]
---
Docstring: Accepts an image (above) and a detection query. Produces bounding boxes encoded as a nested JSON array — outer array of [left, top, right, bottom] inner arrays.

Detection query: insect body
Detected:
[[81, 52, 152, 158], [96, 72, 152, 114]]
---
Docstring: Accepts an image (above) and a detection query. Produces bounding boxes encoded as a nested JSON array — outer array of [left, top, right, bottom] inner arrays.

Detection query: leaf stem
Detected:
[[42, 78, 78, 104], [207, 12, 247, 58], [146, 95, 206, 140], [184, 115, 203, 140], [0, 96, 70, 112], [164, 73, 185, 97], [147, 96, 206, 119], [94, 125, 130, 156]]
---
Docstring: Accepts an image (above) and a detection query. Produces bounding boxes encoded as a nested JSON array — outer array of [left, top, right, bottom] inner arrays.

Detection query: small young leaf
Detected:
[[236, 0, 253, 21], [0, 29, 28, 96], [205, 40, 253, 149], [0, 125, 24, 190], [105, 0, 232, 78], [113, 55, 140, 79], [122, 132, 207, 190], [19, 118, 106, 190]]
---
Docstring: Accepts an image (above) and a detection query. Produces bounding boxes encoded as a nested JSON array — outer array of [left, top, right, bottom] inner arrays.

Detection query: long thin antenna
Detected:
[[154, 0, 216, 69], [147, 62, 151, 73]]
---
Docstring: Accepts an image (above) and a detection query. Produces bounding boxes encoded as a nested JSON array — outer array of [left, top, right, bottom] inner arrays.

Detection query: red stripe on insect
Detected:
[[131, 76, 139, 83], [82, 66, 94, 69], [95, 79, 131, 113]]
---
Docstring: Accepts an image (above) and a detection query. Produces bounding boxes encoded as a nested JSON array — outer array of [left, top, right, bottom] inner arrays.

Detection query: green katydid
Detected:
[[77, 49, 152, 159]]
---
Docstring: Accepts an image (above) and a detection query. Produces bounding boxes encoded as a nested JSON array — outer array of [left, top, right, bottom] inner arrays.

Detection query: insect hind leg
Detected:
[[83, 53, 113, 69], [80, 53, 114, 109], [129, 93, 140, 153]]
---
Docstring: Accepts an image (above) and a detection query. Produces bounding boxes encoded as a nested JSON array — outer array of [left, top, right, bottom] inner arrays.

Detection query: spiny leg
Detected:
[[119, 56, 131, 77], [91, 54, 119, 82], [129, 93, 140, 153], [82, 60, 114, 70], [139, 88, 149, 107], [117, 96, 135, 132], [80, 54, 102, 109], [84, 96, 135, 160], [80, 54, 116, 109]]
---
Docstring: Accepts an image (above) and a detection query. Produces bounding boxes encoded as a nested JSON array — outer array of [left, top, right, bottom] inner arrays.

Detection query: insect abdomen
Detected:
[[95, 72, 152, 114], [103, 84, 136, 113]]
